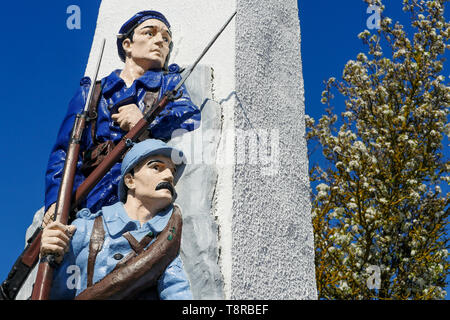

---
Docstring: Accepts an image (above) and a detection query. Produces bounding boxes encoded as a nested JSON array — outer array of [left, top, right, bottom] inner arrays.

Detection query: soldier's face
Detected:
[[125, 155, 176, 208], [123, 19, 172, 69]]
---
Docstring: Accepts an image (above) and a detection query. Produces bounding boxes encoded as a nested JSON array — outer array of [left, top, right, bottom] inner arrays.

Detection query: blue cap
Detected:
[[118, 139, 186, 203], [117, 10, 172, 62]]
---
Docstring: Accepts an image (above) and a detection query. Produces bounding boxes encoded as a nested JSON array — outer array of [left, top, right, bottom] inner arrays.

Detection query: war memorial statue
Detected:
[[1, 9, 218, 300]]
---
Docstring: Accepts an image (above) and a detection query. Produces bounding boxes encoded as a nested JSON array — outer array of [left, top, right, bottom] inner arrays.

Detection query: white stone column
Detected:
[[232, 0, 317, 299]]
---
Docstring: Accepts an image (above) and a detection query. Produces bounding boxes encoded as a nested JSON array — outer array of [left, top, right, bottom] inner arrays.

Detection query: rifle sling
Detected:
[[87, 215, 105, 288], [88, 81, 103, 146]]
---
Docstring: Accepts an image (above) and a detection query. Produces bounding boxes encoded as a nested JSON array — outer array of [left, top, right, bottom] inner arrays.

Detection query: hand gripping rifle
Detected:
[[1, 10, 236, 300]]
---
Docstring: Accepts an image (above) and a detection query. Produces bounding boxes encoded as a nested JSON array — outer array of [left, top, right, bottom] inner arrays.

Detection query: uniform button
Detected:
[[113, 253, 124, 260]]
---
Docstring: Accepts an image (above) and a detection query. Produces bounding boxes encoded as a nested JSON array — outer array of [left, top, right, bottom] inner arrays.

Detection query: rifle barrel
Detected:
[[83, 39, 106, 113], [174, 10, 236, 92]]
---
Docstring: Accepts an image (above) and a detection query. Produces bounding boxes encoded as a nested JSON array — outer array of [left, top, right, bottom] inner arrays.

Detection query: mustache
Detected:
[[155, 181, 176, 199]]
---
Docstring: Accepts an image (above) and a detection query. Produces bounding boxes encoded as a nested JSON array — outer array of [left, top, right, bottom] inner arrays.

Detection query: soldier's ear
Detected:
[[124, 172, 135, 191], [122, 38, 132, 57]]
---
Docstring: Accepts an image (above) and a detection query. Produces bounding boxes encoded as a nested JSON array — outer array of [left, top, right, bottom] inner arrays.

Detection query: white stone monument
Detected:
[[17, 0, 317, 300]]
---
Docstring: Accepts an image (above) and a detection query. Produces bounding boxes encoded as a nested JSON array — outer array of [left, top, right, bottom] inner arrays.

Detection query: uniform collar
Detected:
[[102, 201, 173, 237], [102, 70, 125, 96], [102, 69, 164, 96]]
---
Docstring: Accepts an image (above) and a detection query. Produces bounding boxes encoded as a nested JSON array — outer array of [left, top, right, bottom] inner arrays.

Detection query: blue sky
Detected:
[[0, 1, 447, 299]]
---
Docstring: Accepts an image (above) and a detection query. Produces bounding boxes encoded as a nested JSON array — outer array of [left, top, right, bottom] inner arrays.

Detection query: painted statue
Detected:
[[41, 139, 192, 299], [43, 10, 200, 226]]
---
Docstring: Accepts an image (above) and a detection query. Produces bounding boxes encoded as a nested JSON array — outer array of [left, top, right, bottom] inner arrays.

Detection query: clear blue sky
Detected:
[[0, 1, 447, 299]]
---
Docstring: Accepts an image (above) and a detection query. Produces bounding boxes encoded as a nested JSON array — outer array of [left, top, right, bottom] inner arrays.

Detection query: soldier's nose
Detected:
[[164, 171, 174, 184], [153, 33, 163, 43]]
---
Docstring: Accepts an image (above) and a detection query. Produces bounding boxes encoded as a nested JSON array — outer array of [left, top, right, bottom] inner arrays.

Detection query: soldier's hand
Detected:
[[40, 221, 76, 264], [111, 104, 144, 131], [42, 203, 56, 228]]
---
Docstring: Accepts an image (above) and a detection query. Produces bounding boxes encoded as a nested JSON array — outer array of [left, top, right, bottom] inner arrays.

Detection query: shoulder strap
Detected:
[[87, 215, 105, 288], [143, 89, 160, 115], [88, 80, 103, 146]]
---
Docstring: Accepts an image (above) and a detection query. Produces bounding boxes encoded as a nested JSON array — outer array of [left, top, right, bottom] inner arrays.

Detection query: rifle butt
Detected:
[[31, 261, 54, 300]]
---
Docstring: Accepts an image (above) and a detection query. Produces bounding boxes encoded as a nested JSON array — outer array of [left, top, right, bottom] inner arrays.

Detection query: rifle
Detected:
[[0, 10, 236, 300], [30, 39, 107, 300]]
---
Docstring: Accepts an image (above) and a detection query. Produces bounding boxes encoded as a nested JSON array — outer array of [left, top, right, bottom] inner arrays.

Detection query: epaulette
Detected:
[[80, 76, 92, 86], [76, 207, 102, 220], [168, 63, 184, 74]]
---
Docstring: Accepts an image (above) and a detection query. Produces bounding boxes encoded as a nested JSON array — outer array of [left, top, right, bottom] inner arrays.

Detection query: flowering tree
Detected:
[[306, 0, 449, 299]]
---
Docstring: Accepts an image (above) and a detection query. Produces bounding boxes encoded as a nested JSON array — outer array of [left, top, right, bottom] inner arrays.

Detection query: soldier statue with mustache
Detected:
[[41, 139, 192, 299]]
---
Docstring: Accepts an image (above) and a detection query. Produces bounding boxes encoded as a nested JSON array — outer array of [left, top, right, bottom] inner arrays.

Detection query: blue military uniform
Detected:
[[45, 64, 200, 213], [50, 202, 192, 300]]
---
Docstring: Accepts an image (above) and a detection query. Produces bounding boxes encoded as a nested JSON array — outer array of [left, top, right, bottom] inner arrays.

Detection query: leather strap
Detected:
[[87, 215, 105, 288], [136, 89, 160, 141], [122, 232, 153, 255], [88, 81, 103, 146], [143, 89, 160, 114], [122, 232, 140, 253], [115, 232, 154, 271]]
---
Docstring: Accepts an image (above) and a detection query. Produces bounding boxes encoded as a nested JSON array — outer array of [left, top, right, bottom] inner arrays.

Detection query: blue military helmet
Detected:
[[116, 10, 173, 69], [118, 139, 187, 203]]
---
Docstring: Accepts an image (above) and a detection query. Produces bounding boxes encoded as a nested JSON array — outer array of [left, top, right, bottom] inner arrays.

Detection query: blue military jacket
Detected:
[[45, 65, 200, 213], [50, 202, 193, 300]]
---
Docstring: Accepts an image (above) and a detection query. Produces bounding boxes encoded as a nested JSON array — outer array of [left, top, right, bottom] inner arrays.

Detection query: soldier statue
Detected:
[[42, 139, 192, 299], [44, 10, 200, 226]]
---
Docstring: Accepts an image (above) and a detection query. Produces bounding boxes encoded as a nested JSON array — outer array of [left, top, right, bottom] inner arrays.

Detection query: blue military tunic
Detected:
[[50, 202, 192, 300], [45, 65, 200, 213]]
